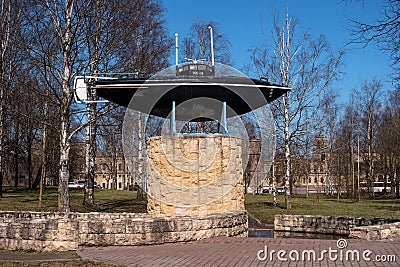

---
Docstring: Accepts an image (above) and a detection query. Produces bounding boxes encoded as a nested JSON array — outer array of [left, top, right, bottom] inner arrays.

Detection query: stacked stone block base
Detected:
[[349, 222, 400, 241], [0, 211, 248, 251], [274, 215, 399, 237], [0, 135, 250, 252], [147, 136, 244, 217]]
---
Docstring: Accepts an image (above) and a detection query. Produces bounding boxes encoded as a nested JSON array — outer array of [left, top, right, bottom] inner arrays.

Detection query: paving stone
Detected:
[[76, 237, 400, 267]]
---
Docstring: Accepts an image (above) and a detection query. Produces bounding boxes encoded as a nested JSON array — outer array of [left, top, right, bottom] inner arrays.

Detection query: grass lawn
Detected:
[[0, 188, 399, 225], [0, 187, 147, 213], [245, 194, 400, 224]]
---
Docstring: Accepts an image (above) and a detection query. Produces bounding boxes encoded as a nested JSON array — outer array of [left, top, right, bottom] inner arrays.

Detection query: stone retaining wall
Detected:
[[349, 222, 400, 241], [274, 215, 398, 236], [0, 211, 248, 251]]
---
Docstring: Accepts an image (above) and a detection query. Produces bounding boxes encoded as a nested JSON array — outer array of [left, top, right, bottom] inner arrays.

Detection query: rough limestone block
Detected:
[[163, 231, 181, 243], [214, 227, 229, 237], [147, 136, 244, 217], [380, 228, 391, 239], [110, 220, 126, 234]]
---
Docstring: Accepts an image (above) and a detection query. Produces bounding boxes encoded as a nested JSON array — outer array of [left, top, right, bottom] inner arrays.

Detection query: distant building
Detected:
[[68, 141, 141, 190], [309, 136, 328, 187], [95, 155, 129, 190], [257, 136, 328, 190], [94, 153, 146, 191], [8, 136, 392, 193]]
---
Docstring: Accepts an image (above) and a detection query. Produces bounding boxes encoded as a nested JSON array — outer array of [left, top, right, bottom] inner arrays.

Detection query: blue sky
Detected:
[[162, 0, 393, 103]]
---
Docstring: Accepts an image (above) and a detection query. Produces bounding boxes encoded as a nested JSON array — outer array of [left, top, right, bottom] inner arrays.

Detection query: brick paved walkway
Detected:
[[77, 237, 400, 267]]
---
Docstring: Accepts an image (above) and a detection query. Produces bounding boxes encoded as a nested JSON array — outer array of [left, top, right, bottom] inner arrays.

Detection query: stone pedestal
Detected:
[[146, 136, 244, 217]]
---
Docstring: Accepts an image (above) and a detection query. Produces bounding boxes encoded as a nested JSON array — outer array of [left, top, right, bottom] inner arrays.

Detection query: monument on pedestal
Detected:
[[74, 27, 290, 236], [0, 27, 292, 253]]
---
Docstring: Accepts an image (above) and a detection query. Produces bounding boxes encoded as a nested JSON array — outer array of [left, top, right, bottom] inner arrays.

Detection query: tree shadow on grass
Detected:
[[81, 199, 147, 213], [248, 201, 286, 210], [370, 205, 400, 213]]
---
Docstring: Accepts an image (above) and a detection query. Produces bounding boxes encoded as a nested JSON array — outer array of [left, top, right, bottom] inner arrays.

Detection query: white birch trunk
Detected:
[[272, 163, 277, 206], [38, 98, 48, 208], [367, 113, 374, 196], [0, 0, 12, 198], [137, 112, 145, 197], [83, 100, 95, 205], [0, 75, 3, 198], [284, 94, 291, 209], [58, 1, 74, 212], [58, 116, 71, 212], [0, 66, 3, 198]]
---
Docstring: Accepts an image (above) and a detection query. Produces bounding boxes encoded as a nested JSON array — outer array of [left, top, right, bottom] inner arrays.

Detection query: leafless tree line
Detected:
[[0, 0, 398, 213], [250, 11, 345, 209], [0, 0, 171, 212], [250, 2, 400, 209]]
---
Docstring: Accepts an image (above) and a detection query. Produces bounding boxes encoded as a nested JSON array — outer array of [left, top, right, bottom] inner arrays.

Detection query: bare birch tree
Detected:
[[250, 11, 344, 209], [81, 0, 171, 205], [320, 91, 340, 197], [23, 0, 92, 212], [386, 88, 400, 198], [335, 97, 359, 200], [355, 79, 383, 196], [376, 104, 398, 196], [19, 0, 170, 211], [0, 0, 12, 197]]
